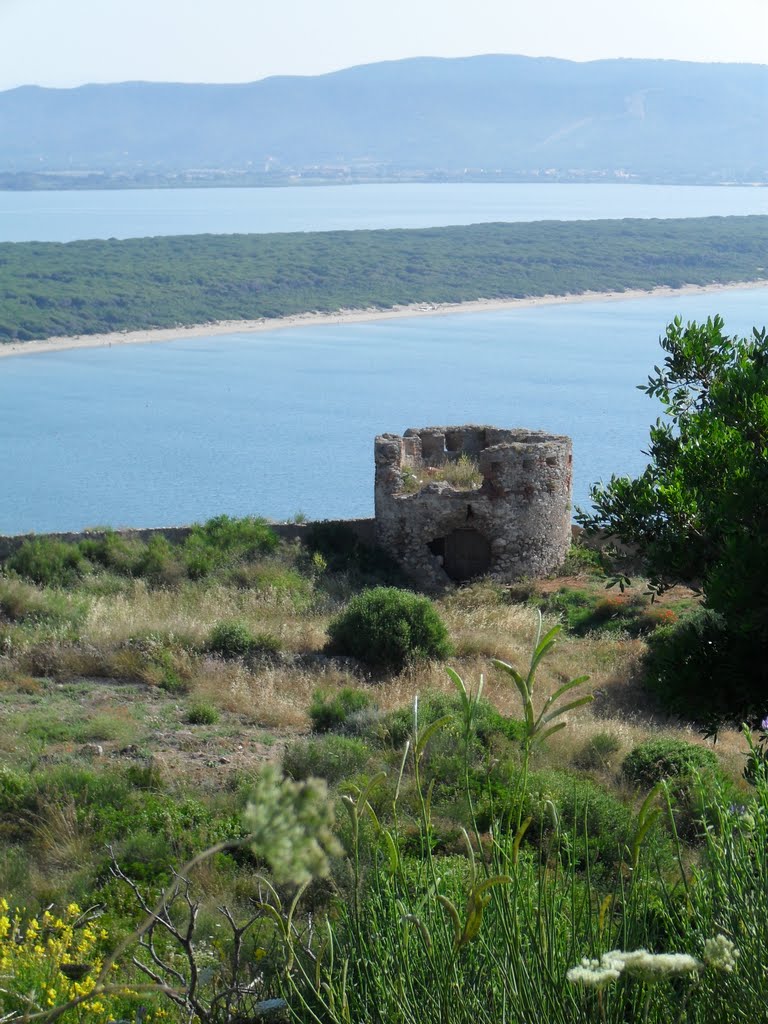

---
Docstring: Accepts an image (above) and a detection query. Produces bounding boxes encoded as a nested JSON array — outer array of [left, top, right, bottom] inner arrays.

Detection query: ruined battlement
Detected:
[[375, 425, 572, 590]]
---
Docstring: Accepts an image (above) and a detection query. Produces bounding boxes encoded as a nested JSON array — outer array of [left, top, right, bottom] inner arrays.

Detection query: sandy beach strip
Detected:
[[1, 279, 766, 360]]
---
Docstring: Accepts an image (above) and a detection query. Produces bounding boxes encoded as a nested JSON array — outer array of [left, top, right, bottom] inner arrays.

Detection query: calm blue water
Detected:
[[2, 182, 767, 242], [1, 287, 765, 535]]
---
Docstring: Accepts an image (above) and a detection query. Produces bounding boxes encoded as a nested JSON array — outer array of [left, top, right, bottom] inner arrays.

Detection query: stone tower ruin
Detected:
[[374, 425, 572, 590]]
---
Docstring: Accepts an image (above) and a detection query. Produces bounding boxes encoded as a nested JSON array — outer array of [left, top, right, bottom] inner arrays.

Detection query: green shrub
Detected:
[[572, 731, 621, 771], [644, 607, 765, 729], [187, 701, 220, 725], [134, 534, 184, 585], [124, 760, 165, 791], [0, 766, 32, 815], [309, 688, 372, 733], [78, 530, 144, 575], [621, 738, 719, 788], [6, 537, 87, 586], [282, 735, 373, 784], [206, 620, 280, 660], [183, 515, 278, 579], [622, 738, 739, 844], [327, 587, 452, 669]]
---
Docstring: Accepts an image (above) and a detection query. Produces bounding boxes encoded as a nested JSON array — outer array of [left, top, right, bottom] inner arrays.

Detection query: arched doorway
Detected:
[[431, 528, 492, 581]]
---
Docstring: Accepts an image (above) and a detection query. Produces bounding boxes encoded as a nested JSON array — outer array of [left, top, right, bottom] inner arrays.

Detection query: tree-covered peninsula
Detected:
[[1, 215, 766, 343]]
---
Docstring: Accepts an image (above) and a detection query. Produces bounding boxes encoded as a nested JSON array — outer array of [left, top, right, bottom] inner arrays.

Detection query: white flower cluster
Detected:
[[703, 935, 740, 973], [611, 949, 703, 981], [568, 937, 738, 991], [566, 956, 623, 990]]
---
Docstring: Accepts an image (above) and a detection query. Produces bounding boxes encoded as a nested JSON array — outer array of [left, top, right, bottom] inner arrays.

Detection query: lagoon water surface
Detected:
[[2, 182, 767, 243], [1, 286, 766, 535]]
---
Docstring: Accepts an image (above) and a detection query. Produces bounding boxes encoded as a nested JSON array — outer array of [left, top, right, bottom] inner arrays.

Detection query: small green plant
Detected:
[[744, 718, 768, 786], [493, 612, 593, 826], [187, 701, 220, 725], [309, 687, 372, 733], [399, 467, 422, 493], [327, 587, 452, 669]]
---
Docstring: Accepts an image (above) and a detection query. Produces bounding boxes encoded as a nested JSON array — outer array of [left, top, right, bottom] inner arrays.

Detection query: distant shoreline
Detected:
[[1, 279, 766, 360]]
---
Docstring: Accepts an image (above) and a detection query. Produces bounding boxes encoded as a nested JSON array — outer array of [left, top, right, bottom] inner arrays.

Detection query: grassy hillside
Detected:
[[1, 216, 767, 342], [0, 519, 765, 1022]]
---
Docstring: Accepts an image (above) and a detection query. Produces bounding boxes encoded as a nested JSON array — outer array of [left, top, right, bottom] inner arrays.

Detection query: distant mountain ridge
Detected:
[[1, 55, 766, 183]]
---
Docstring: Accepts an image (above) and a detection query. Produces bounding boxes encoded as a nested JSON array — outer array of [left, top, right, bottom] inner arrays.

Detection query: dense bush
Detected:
[[206, 620, 280, 660], [579, 317, 768, 728], [6, 537, 87, 586], [622, 738, 739, 843], [622, 738, 719, 788], [327, 587, 452, 669], [643, 608, 763, 729], [184, 515, 278, 579]]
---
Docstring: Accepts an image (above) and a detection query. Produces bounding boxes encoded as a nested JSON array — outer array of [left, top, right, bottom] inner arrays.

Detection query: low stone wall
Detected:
[[0, 518, 376, 562]]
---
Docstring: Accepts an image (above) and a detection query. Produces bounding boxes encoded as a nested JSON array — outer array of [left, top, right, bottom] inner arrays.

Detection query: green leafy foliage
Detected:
[[327, 587, 452, 669], [379, 689, 524, 750], [578, 316, 768, 728], [622, 738, 737, 843]]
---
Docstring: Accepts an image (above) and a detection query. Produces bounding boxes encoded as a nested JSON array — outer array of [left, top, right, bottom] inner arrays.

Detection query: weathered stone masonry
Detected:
[[374, 425, 572, 590]]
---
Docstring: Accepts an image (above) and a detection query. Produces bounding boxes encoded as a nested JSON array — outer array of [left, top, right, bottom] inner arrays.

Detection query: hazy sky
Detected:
[[1, 0, 766, 91]]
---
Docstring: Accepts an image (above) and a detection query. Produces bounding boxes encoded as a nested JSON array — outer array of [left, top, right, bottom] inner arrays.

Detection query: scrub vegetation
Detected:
[[0, 319, 766, 1021], [0, 515, 763, 1022], [1, 215, 767, 342]]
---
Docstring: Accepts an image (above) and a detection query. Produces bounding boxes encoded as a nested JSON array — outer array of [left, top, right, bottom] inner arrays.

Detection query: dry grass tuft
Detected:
[[191, 660, 360, 729], [29, 796, 91, 870]]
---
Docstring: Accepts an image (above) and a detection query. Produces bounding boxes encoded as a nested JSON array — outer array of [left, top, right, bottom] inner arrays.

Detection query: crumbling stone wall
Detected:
[[374, 425, 572, 590]]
